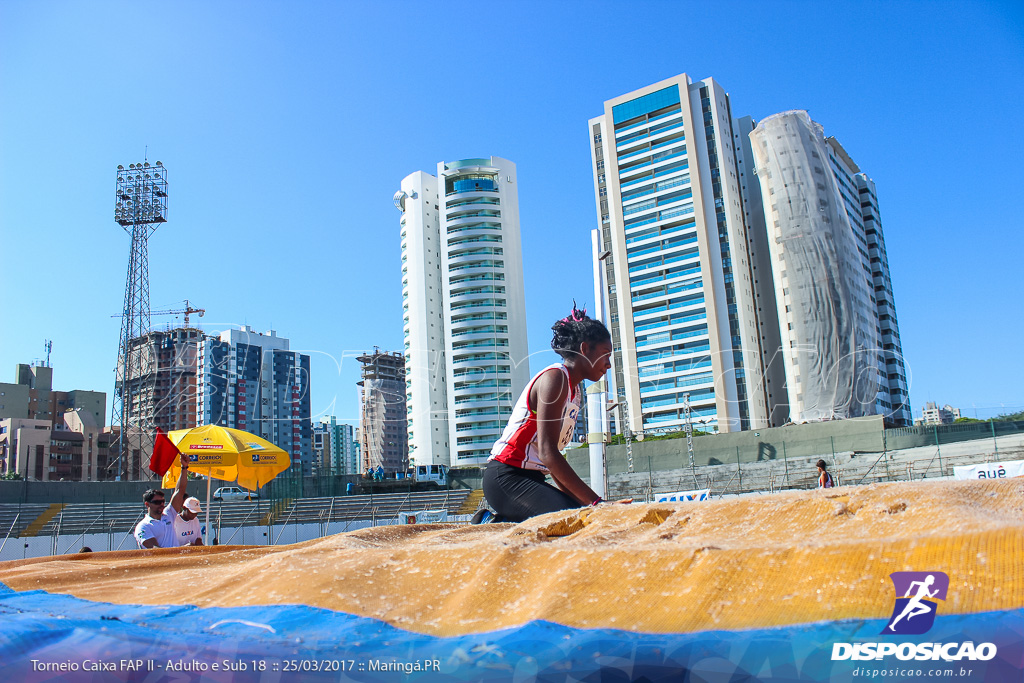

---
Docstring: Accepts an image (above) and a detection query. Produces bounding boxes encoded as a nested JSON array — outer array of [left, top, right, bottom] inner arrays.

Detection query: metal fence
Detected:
[[601, 430, 1024, 503]]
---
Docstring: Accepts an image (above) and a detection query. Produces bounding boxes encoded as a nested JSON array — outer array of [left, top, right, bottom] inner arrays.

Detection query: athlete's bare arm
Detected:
[[531, 368, 600, 506]]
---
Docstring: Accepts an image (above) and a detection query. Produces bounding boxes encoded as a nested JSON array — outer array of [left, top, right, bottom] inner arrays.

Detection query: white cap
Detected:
[[184, 497, 202, 513]]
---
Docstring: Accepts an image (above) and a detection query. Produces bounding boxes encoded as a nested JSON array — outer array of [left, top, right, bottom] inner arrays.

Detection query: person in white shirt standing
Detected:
[[174, 497, 205, 546], [134, 453, 190, 549]]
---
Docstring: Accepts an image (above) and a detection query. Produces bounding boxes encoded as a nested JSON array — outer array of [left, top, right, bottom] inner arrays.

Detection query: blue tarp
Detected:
[[1, 581, 1021, 682]]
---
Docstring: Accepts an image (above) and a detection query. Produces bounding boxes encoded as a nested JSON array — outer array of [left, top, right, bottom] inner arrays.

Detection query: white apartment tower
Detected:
[[396, 172, 450, 467], [590, 74, 775, 435], [397, 156, 530, 466]]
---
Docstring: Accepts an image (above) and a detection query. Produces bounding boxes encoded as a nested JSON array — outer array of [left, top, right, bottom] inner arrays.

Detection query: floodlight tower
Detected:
[[112, 160, 168, 480]]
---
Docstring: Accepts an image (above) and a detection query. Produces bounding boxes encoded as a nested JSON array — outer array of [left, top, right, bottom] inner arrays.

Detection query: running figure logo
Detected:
[[883, 571, 949, 635]]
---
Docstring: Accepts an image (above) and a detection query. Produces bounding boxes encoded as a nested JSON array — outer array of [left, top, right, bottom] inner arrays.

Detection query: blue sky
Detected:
[[1, 1, 1021, 424]]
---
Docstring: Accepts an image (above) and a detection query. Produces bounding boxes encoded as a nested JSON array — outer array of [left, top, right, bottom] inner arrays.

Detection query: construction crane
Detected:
[[111, 299, 205, 328]]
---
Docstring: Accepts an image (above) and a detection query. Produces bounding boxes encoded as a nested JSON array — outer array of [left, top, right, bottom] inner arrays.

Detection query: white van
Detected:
[[415, 464, 448, 486]]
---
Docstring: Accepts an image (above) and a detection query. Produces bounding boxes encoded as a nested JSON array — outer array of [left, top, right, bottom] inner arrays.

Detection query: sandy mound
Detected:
[[2, 478, 1022, 636]]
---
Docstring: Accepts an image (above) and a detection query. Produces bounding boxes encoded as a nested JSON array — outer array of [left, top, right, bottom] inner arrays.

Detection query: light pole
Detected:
[[112, 160, 167, 481]]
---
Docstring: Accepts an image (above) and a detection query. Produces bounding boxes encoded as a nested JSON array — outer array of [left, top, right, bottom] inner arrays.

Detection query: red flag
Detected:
[[149, 428, 180, 476]]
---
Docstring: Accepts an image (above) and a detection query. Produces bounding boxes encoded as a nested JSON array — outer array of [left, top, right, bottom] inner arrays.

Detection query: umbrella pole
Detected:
[[205, 476, 212, 545]]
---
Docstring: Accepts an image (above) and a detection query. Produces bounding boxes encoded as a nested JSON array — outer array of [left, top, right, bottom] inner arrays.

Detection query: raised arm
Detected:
[[169, 453, 190, 513], [532, 369, 600, 506]]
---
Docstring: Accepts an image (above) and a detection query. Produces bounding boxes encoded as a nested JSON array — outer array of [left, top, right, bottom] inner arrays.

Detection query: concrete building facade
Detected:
[[0, 411, 114, 482], [357, 349, 407, 474], [0, 364, 106, 429], [920, 402, 960, 425], [120, 328, 202, 438]]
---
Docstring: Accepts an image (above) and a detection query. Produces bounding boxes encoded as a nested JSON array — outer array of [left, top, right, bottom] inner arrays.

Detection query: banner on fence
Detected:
[[953, 459, 1024, 481], [654, 488, 710, 503], [400, 509, 449, 524]]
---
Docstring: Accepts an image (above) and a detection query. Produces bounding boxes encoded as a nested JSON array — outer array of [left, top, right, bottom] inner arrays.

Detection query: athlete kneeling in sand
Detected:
[[482, 304, 629, 522]]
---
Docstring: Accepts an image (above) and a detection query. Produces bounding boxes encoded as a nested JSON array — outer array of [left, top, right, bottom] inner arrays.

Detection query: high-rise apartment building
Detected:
[[198, 326, 313, 475], [397, 157, 530, 465], [357, 349, 407, 473], [855, 172, 912, 425], [312, 416, 359, 475], [749, 110, 910, 424], [733, 116, 789, 425], [120, 328, 202, 436], [396, 171, 450, 467], [590, 75, 773, 435]]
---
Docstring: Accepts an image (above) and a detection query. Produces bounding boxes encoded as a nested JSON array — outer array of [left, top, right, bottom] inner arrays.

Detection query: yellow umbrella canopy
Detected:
[[161, 425, 291, 492]]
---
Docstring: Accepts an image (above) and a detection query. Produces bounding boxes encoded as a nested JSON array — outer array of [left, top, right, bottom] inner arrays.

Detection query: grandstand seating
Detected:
[[0, 488, 473, 540]]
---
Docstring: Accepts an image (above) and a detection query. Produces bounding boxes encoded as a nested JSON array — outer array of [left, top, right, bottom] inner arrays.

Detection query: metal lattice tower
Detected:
[[111, 161, 167, 480]]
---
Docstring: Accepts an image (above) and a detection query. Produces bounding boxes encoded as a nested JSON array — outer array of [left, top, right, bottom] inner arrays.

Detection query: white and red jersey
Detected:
[[489, 363, 582, 473]]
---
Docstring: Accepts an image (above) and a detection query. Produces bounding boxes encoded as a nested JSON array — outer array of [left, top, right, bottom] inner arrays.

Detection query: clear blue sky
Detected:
[[2, 1, 1021, 424]]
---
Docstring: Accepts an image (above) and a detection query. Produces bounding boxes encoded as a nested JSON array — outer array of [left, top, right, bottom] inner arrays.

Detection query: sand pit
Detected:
[[2, 478, 1022, 636]]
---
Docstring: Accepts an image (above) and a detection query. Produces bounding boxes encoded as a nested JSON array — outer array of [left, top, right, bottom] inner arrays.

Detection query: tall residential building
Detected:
[[733, 116, 789, 425], [590, 74, 773, 436], [120, 328, 202, 437], [357, 349, 407, 473], [396, 171, 450, 467], [312, 416, 359, 475], [748, 110, 910, 424], [396, 156, 531, 465], [855, 172, 912, 425], [198, 326, 313, 476]]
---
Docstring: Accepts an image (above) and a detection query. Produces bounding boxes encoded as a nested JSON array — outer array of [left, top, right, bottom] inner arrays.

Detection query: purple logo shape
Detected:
[[882, 571, 949, 635]]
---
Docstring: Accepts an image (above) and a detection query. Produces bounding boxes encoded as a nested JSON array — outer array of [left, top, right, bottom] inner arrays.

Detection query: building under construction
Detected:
[[116, 327, 203, 478], [357, 349, 407, 474]]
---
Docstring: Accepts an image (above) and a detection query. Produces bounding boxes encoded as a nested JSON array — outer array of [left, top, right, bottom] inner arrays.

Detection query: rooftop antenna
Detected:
[[44, 340, 52, 367]]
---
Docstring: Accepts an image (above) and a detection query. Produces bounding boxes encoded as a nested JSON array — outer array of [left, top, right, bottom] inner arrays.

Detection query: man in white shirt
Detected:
[[134, 453, 190, 549], [174, 496, 205, 546]]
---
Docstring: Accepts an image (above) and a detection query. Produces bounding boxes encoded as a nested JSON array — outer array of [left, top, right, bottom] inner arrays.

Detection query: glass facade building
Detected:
[[590, 75, 775, 436]]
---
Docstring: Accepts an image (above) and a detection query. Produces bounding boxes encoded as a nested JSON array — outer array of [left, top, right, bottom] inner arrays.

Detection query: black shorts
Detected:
[[482, 459, 581, 523]]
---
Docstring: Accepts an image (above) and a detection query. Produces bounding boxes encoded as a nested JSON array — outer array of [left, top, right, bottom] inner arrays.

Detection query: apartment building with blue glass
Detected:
[[589, 74, 776, 435], [198, 326, 313, 475]]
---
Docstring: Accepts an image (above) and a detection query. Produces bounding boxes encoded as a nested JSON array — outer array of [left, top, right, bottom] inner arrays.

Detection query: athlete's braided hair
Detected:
[[551, 301, 611, 360]]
